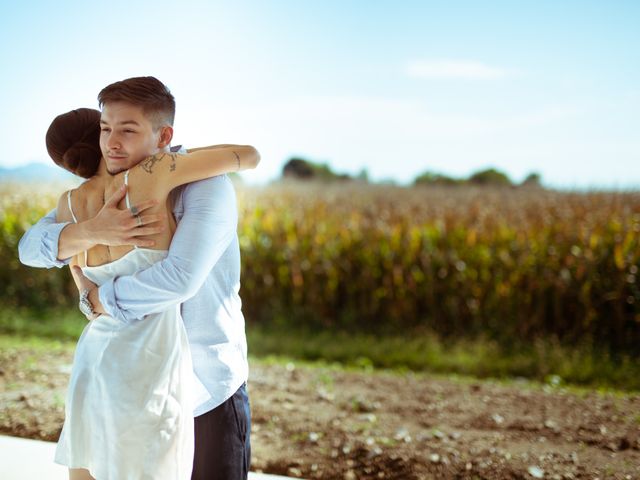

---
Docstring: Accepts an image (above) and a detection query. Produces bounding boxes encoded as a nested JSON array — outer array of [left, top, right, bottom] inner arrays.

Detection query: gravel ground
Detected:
[[1, 342, 639, 479]]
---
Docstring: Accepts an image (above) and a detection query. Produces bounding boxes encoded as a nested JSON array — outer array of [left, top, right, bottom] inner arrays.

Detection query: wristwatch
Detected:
[[79, 289, 96, 318]]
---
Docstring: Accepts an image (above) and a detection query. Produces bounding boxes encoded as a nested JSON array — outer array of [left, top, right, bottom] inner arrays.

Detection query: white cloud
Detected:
[[406, 60, 512, 80]]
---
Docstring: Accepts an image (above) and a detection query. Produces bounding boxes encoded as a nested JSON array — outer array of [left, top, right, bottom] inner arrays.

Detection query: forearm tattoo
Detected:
[[139, 153, 178, 174]]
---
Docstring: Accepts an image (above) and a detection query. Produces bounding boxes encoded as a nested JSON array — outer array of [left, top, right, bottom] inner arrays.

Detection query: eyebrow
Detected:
[[100, 119, 141, 126]]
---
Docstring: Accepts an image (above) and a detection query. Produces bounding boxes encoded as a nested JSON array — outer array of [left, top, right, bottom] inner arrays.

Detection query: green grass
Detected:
[[246, 325, 640, 392], [0, 305, 87, 341], [1, 306, 638, 392]]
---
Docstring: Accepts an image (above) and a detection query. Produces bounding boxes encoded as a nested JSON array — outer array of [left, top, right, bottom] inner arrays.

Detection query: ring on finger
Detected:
[[130, 205, 139, 216], [135, 215, 143, 227]]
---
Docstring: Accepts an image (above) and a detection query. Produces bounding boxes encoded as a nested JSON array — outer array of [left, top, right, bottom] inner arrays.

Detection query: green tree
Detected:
[[413, 171, 461, 186], [282, 157, 351, 181], [468, 168, 512, 186], [521, 172, 542, 188]]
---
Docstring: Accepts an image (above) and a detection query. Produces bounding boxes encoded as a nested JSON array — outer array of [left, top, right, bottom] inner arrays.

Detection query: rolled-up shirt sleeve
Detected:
[[98, 175, 237, 324], [18, 208, 73, 268]]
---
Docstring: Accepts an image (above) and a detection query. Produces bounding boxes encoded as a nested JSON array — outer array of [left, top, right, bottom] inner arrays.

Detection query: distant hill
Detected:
[[0, 163, 79, 183]]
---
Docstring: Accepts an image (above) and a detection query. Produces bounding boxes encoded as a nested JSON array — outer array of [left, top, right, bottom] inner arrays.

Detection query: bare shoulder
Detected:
[[55, 188, 75, 223], [136, 151, 178, 176], [55, 177, 97, 221], [129, 152, 178, 195], [58, 177, 109, 223]]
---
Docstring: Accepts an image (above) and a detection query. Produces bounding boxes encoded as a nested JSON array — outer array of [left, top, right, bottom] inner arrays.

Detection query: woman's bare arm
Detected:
[[134, 145, 260, 197], [185, 144, 238, 154]]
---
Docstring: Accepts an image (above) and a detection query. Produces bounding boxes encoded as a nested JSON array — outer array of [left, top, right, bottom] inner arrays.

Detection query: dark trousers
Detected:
[[191, 383, 251, 480]]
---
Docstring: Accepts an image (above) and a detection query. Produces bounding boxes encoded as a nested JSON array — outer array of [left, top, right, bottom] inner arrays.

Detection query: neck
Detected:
[[96, 157, 109, 177]]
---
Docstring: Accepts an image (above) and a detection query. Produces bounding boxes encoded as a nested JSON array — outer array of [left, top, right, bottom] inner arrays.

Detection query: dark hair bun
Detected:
[[46, 108, 101, 179]]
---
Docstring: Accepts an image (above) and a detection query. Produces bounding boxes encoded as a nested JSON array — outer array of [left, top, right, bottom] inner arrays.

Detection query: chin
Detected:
[[106, 165, 126, 176]]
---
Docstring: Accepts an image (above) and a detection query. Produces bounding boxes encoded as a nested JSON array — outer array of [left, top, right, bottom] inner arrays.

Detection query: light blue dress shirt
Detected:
[[18, 174, 249, 416]]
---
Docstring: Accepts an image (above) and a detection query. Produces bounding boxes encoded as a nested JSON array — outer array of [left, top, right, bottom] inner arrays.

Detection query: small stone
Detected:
[[528, 465, 544, 478], [317, 388, 335, 402], [360, 413, 377, 423], [308, 432, 319, 443], [394, 427, 409, 439], [287, 467, 302, 477], [351, 396, 376, 413], [344, 469, 357, 480], [394, 427, 411, 442], [492, 413, 505, 425], [368, 446, 383, 458], [429, 453, 441, 463], [544, 419, 558, 430]]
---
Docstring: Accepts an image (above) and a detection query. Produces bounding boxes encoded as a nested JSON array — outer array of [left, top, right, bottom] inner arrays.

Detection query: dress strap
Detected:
[[67, 190, 79, 224], [124, 170, 132, 210], [66, 190, 88, 266], [123, 170, 138, 250]]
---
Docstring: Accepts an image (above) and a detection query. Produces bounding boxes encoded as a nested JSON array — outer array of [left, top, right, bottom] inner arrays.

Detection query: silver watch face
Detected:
[[79, 299, 93, 317]]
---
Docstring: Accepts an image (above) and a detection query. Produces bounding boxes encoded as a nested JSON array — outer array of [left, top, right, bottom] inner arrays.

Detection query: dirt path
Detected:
[[1, 343, 639, 479]]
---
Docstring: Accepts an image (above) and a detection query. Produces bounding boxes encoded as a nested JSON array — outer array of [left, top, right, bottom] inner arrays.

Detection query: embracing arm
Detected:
[[186, 144, 238, 154], [18, 186, 163, 269], [18, 191, 88, 267], [96, 175, 238, 323], [18, 208, 73, 268], [134, 144, 260, 198]]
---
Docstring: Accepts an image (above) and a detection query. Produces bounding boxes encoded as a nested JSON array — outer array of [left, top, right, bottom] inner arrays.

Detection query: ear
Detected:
[[157, 126, 174, 148]]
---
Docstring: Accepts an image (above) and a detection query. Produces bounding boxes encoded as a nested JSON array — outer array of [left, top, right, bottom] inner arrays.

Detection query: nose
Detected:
[[106, 132, 122, 152]]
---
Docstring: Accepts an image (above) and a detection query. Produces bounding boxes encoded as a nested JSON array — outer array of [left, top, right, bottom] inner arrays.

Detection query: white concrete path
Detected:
[[0, 435, 294, 480]]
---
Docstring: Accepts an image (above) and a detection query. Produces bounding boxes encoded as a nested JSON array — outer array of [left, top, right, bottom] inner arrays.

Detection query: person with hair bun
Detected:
[[19, 76, 259, 480], [45, 108, 103, 179]]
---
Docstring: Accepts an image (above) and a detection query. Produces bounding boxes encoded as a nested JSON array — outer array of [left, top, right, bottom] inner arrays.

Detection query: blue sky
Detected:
[[0, 0, 638, 188]]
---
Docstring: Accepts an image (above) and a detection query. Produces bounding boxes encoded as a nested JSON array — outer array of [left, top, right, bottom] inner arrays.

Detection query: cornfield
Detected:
[[2, 181, 639, 353]]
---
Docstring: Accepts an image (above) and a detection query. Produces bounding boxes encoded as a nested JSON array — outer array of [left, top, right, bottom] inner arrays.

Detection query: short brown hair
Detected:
[[97, 76, 175, 129], [46, 108, 102, 179]]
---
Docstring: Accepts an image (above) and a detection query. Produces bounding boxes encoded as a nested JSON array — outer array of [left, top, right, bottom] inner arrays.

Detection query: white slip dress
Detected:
[[54, 171, 194, 480]]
